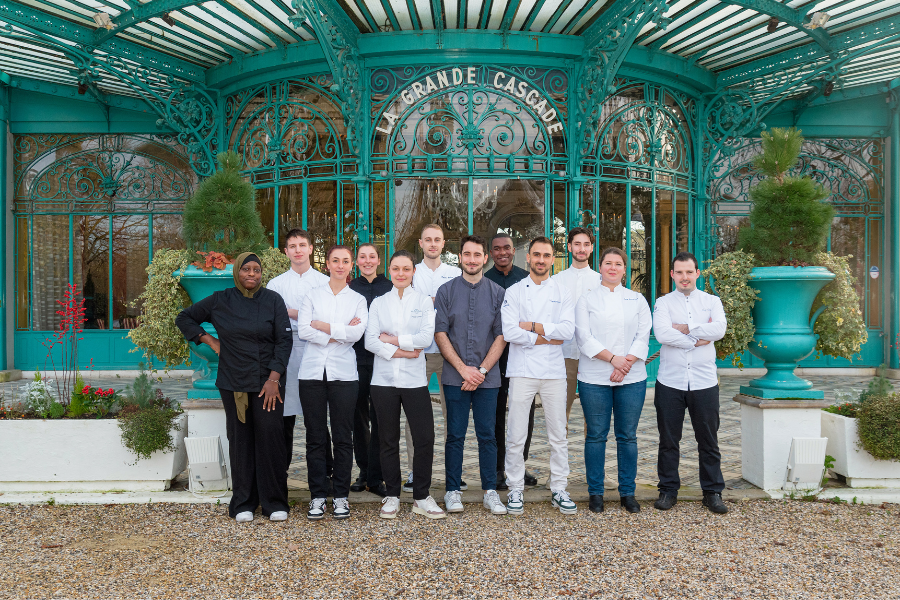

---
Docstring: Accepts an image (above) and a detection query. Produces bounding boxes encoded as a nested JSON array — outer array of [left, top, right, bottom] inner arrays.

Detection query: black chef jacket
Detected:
[[349, 273, 393, 367], [176, 287, 292, 392]]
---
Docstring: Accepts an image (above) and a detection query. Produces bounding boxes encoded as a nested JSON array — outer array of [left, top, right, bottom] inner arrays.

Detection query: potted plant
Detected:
[[821, 372, 900, 488], [703, 127, 868, 492]]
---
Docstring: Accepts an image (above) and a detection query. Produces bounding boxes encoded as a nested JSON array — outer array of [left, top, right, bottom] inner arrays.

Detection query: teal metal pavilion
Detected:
[[1, 0, 898, 372]]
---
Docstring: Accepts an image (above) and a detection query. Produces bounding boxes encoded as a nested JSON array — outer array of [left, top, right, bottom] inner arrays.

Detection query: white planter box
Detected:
[[821, 411, 900, 488], [0, 415, 187, 492]]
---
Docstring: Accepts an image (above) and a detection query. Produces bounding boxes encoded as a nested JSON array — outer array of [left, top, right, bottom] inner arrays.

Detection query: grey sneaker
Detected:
[[307, 498, 326, 521], [332, 497, 350, 519], [444, 490, 464, 513], [507, 490, 524, 515], [402, 472, 414, 493], [551, 490, 577, 515], [483, 490, 508, 515]]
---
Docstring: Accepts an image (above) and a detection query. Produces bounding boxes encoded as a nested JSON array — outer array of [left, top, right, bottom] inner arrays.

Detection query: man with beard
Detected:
[[501, 237, 576, 515]]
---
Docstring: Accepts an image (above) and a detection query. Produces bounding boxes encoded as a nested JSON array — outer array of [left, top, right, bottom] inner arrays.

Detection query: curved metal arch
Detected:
[[594, 99, 692, 175]]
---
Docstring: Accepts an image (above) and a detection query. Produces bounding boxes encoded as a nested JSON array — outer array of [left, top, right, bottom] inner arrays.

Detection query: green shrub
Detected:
[[856, 393, 900, 461], [702, 250, 759, 366], [68, 373, 89, 417], [118, 404, 183, 462], [812, 252, 868, 360]]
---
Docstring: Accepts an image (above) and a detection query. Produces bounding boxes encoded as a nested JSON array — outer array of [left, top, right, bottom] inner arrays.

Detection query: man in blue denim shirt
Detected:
[[434, 235, 508, 515]]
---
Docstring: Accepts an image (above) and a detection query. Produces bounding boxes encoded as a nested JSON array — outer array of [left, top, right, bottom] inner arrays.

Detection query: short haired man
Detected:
[[652, 251, 729, 514], [404, 224, 462, 492], [550, 227, 601, 423], [485, 233, 537, 490], [267, 229, 328, 468], [435, 235, 508, 515], [501, 236, 576, 515], [348, 243, 392, 497]]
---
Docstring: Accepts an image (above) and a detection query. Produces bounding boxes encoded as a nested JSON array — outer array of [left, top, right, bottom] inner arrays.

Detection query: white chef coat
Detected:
[[652, 288, 727, 391], [296, 283, 368, 382], [364, 287, 436, 388], [575, 283, 652, 386], [267, 266, 329, 416], [413, 261, 461, 354], [551, 265, 603, 359], [501, 275, 575, 380]]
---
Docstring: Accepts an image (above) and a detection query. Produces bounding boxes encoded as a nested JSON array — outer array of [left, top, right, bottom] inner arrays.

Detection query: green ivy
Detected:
[[812, 252, 868, 360], [118, 405, 183, 462], [702, 250, 759, 366]]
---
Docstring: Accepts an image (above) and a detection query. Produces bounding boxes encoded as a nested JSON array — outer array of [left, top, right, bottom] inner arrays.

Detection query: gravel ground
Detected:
[[1, 500, 898, 599]]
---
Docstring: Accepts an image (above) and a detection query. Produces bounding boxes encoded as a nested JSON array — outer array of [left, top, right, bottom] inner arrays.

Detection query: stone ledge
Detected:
[[733, 393, 831, 409], [182, 398, 223, 410]]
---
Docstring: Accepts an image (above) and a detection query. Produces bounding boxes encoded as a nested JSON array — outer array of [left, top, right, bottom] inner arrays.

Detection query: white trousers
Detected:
[[506, 377, 569, 492], [283, 332, 306, 417]]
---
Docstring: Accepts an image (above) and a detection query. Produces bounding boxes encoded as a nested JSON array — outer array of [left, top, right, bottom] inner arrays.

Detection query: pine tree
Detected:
[[737, 127, 833, 266], [182, 151, 268, 258]]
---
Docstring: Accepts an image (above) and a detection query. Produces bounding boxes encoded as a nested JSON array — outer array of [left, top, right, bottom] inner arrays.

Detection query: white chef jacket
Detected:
[[575, 283, 652, 386], [296, 284, 368, 382], [413, 261, 461, 353], [551, 265, 602, 359], [652, 288, 727, 391], [501, 275, 575, 380], [364, 287, 436, 388], [266, 266, 328, 416]]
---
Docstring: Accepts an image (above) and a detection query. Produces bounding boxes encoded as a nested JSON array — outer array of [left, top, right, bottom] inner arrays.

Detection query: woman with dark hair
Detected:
[[574, 247, 651, 515], [176, 252, 293, 523], [365, 250, 444, 519], [297, 244, 368, 520]]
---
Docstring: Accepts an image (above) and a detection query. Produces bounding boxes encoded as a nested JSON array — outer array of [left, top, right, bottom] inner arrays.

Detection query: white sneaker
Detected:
[[444, 490, 464, 513], [402, 472, 414, 493], [269, 511, 288, 522], [380, 496, 400, 519], [507, 490, 524, 515], [333, 497, 350, 519], [483, 490, 508, 515], [235, 511, 253, 523], [551, 490, 577, 515], [412, 496, 446, 519], [307, 498, 326, 521]]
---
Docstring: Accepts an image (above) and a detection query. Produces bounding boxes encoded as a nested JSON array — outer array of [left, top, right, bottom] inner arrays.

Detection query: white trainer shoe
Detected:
[[444, 490, 464, 513], [269, 511, 288, 522], [412, 496, 446, 519], [551, 490, 577, 515], [380, 496, 400, 519], [483, 490, 508, 515], [333, 497, 350, 519], [307, 498, 326, 521], [235, 511, 253, 523], [506, 490, 524, 515]]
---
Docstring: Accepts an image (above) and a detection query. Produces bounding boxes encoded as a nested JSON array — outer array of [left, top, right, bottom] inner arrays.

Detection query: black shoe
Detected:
[[654, 493, 677, 511], [367, 482, 387, 497], [620, 496, 641, 513], [524, 471, 538, 486], [350, 475, 366, 493], [496, 472, 509, 491], [589, 495, 604, 513], [702, 492, 728, 514], [460, 480, 468, 491]]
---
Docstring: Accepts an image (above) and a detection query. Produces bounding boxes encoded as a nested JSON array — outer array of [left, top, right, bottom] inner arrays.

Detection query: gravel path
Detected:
[[2, 500, 897, 599]]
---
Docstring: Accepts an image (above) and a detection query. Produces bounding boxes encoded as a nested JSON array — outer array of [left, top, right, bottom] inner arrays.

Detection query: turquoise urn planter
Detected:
[[740, 266, 835, 399], [176, 265, 233, 398]]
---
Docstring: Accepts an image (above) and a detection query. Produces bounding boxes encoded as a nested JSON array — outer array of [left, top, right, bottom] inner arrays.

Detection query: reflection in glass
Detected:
[[369, 181, 389, 275], [656, 189, 674, 297], [831, 216, 868, 324], [257, 187, 276, 246], [552, 182, 566, 273], [74, 216, 109, 330], [596, 182, 627, 255], [307, 181, 338, 269], [278, 184, 304, 239], [152, 214, 185, 251], [470, 179, 544, 271], [112, 216, 149, 329], [32, 216, 70, 331], [394, 178, 468, 265], [631, 187, 652, 306], [15, 218, 28, 330]]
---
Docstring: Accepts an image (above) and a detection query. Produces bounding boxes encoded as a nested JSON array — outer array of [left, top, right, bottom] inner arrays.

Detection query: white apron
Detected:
[[283, 331, 306, 417]]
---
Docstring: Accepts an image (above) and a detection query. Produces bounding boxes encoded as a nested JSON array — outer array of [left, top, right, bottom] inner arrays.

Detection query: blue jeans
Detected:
[[443, 385, 499, 492], [579, 379, 647, 497]]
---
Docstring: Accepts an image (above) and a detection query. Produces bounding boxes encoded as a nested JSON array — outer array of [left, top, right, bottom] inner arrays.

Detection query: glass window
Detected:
[[596, 181, 627, 255], [278, 183, 304, 237], [631, 186, 652, 306], [307, 181, 338, 269], [257, 187, 276, 246], [74, 216, 110, 330], [31, 215, 70, 331], [15, 218, 29, 330], [112, 216, 149, 329], [152, 214, 186, 251], [472, 179, 545, 271], [393, 178, 468, 265], [369, 181, 389, 275]]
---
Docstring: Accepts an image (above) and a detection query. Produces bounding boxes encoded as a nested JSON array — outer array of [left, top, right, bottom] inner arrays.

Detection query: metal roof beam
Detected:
[[718, 0, 830, 51], [718, 16, 900, 88], [297, 0, 360, 43], [0, 0, 205, 82], [94, 0, 204, 44]]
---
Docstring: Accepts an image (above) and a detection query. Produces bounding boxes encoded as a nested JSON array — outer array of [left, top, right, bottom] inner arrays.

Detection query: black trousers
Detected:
[[352, 363, 383, 486], [371, 385, 434, 500], [299, 377, 358, 499], [220, 388, 289, 518], [655, 381, 725, 495], [284, 416, 333, 475], [495, 351, 535, 472]]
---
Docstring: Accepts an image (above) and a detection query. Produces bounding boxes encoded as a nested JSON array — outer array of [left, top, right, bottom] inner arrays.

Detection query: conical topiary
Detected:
[[737, 127, 833, 266], [182, 151, 268, 259]]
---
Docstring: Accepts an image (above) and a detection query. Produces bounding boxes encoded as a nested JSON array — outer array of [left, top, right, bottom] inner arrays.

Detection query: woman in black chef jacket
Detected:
[[176, 252, 293, 523]]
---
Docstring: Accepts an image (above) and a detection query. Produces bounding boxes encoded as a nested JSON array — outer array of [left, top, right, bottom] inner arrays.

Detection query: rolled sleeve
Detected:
[[331, 322, 347, 342], [297, 295, 331, 346], [398, 334, 414, 351]]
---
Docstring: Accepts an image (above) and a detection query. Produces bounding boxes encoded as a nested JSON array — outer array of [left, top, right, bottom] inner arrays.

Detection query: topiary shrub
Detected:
[[737, 127, 833, 266], [856, 393, 900, 461]]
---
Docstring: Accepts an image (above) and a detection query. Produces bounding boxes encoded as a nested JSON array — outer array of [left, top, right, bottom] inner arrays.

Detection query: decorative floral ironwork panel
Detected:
[[226, 77, 357, 184], [370, 65, 568, 176]]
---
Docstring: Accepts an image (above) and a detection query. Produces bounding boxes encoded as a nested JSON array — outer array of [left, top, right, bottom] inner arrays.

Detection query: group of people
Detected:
[[176, 224, 729, 523]]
